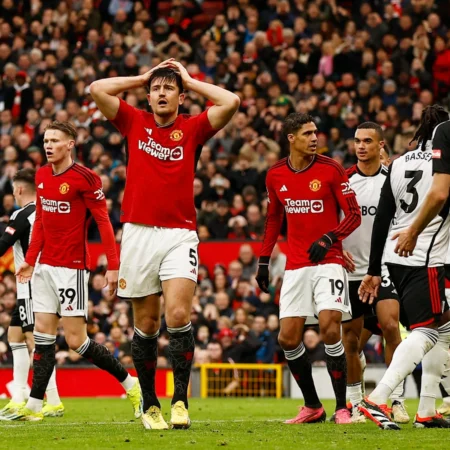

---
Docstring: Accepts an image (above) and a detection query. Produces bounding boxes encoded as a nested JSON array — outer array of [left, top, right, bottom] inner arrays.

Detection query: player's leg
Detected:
[[375, 298, 409, 423], [342, 280, 366, 419], [159, 229, 201, 429], [437, 274, 450, 415], [130, 295, 162, 413], [342, 317, 366, 421], [162, 278, 196, 429], [360, 266, 440, 429], [118, 223, 167, 429], [277, 267, 325, 424], [414, 297, 450, 429], [315, 264, 351, 423], [1, 325, 29, 413]]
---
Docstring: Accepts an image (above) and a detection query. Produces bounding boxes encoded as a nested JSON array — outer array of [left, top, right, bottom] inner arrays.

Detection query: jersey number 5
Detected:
[[400, 170, 423, 213]]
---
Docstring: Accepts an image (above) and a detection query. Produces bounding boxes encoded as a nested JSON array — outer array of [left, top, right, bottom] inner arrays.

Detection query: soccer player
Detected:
[[89, 58, 240, 429], [341, 122, 408, 423], [2, 121, 142, 422], [0, 169, 63, 418], [358, 105, 450, 429], [256, 113, 361, 424]]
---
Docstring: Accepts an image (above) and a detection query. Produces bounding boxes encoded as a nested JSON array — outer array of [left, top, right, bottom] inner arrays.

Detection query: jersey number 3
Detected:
[[400, 170, 423, 213]]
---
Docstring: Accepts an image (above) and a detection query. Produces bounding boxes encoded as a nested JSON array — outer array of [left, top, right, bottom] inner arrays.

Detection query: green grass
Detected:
[[0, 398, 447, 449]]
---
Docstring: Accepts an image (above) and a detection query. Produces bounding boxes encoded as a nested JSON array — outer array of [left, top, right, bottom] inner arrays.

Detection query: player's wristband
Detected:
[[324, 232, 338, 245], [258, 256, 270, 265]]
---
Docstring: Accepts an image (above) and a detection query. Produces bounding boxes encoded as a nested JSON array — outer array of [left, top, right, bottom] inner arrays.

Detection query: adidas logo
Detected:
[[335, 297, 342, 303], [280, 185, 288, 192], [38, 183, 44, 189], [190, 268, 197, 275], [66, 305, 73, 311], [144, 127, 152, 135]]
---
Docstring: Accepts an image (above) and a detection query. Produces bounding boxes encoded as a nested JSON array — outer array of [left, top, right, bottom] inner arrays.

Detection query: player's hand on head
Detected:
[[105, 270, 119, 296], [392, 227, 417, 258], [358, 275, 381, 304], [15, 262, 34, 284], [342, 250, 356, 273], [307, 233, 335, 264], [165, 60, 192, 87], [141, 58, 176, 85]]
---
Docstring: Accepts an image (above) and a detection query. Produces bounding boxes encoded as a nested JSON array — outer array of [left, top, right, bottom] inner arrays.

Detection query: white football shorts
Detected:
[[279, 263, 352, 324], [118, 223, 199, 298]]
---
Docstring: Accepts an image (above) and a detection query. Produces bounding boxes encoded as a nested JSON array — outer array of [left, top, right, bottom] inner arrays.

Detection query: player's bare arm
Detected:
[[167, 60, 240, 129], [342, 250, 356, 273], [358, 274, 381, 304], [393, 173, 450, 257], [15, 262, 34, 284], [89, 59, 177, 119], [105, 269, 118, 296]]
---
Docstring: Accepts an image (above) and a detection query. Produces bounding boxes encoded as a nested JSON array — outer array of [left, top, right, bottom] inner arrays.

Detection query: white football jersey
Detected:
[[343, 164, 388, 280], [385, 142, 450, 266]]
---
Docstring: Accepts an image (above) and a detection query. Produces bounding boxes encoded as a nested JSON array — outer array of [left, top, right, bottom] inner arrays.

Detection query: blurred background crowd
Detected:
[[0, 0, 448, 368]]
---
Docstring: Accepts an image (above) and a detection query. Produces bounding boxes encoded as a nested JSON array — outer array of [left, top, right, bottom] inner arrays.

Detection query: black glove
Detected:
[[307, 232, 337, 264], [255, 256, 270, 293]]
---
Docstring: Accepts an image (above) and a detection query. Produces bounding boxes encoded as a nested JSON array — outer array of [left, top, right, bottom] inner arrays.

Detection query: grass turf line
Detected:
[[0, 398, 446, 449]]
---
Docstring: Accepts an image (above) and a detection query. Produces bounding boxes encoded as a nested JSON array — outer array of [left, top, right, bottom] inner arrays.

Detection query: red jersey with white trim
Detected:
[[260, 155, 361, 270], [25, 163, 119, 270], [110, 99, 218, 230]]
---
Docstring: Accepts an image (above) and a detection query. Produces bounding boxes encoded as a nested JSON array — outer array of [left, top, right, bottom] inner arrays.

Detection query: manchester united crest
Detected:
[[170, 130, 183, 141], [59, 182, 70, 194], [119, 278, 127, 290], [309, 179, 321, 192]]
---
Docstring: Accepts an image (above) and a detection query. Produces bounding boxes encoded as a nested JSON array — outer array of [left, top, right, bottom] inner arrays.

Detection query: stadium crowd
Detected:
[[0, 0, 449, 367]]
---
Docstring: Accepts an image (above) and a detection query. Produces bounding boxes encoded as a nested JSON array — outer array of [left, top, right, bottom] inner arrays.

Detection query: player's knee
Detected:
[[166, 308, 190, 328], [66, 334, 87, 351], [278, 332, 300, 351], [381, 321, 400, 343], [321, 327, 341, 345], [342, 330, 359, 353], [134, 316, 160, 335], [8, 327, 25, 343]]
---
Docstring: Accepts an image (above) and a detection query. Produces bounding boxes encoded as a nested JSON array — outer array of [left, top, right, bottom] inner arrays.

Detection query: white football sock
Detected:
[[45, 368, 61, 406], [121, 374, 136, 391], [369, 328, 438, 405], [348, 382, 362, 407], [390, 380, 405, 403], [26, 397, 43, 413], [440, 354, 450, 397], [418, 322, 450, 418], [359, 351, 367, 398], [10, 343, 30, 403], [359, 351, 366, 396]]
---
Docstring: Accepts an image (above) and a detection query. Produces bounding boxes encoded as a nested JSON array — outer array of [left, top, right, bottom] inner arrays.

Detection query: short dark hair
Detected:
[[147, 68, 183, 93], [356, 122, 384, 140], [13, 168, 36, 190], [282, 113, 315, 138], [45, 121, 77, 140]]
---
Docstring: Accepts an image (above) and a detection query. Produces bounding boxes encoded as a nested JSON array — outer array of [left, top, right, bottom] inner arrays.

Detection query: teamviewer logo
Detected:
[[311, 200, 324, 213], [170, 146, 183, 161]]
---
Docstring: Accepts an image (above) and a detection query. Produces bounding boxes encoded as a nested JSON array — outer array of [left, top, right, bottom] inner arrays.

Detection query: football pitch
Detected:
[[0, 398, 446, 449]]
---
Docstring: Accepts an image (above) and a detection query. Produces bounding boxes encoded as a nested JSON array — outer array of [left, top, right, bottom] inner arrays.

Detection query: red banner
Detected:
[[0, 368, 176, 398]]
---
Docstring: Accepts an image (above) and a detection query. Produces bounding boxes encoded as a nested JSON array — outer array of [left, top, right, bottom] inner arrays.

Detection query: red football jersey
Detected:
[[110, 99, 218, 230], [260, 155, 361, 270], [26, 163, 119, 270]]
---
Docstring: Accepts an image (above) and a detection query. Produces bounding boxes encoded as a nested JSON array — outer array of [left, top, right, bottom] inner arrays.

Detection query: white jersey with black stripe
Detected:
[[342, 164, 388, 280], [385, 142, 450, 266]]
